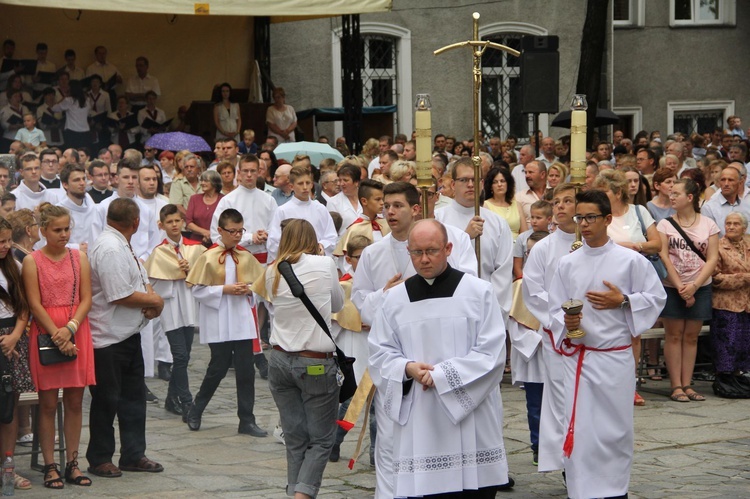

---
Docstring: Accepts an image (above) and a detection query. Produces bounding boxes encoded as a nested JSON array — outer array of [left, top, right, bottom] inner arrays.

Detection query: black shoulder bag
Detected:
[[666, 216, 707, 262], [0, 351, 15, 424], [277, 260, 357, 403]]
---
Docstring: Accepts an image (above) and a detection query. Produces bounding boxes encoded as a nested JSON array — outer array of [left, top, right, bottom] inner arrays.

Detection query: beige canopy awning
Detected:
[[0, 0, 391, 16]]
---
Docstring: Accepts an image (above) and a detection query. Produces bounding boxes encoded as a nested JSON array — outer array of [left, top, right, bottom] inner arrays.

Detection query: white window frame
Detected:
[[613, 0, 645, 28], [612, 106, 643, 136], [669, 0, 736, 27], [477, 22, 550, 138], [331, 23, 412, 140], [667, 100, 735, 135]]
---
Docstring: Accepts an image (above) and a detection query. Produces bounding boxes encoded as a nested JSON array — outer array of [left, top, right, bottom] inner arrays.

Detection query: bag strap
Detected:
[[277, 260, 340, 351], [666, 216, 707, 262], [634, 204, 648, 239]]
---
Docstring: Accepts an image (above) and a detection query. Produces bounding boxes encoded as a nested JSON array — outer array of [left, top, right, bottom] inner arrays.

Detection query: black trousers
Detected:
[[86, 333, 147, 467], [192, 339, 256, 424]]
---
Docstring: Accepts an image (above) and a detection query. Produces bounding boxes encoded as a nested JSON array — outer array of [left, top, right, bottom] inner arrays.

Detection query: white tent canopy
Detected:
[[0, 0, 391, 16]]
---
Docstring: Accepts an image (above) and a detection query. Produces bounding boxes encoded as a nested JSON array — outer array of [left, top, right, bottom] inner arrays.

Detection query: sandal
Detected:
[[65, 452, 92, 486], [683, 387, 706, 401], [13, 473, 31, 490], [647, 365, 663, 381], [634, 391, 646, 406], [670, 387, 690, 403], [118, 456, 164, 473], [42, 463, 64, 489]]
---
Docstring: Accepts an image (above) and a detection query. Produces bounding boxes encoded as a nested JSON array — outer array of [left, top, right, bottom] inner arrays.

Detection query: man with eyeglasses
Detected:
[[12, 152, 57, 210], [436, 157, 513, 322], [352, 182, 477, 499], [210, 154, 277, 265], [368, 218, 510, 498], [86, 160, 113, 203], [39, 148, 62, 189], [547, 189, 665, 499]]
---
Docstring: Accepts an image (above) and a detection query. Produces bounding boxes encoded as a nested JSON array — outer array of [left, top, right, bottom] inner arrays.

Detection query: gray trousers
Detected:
[[268, 349, 340, 498]]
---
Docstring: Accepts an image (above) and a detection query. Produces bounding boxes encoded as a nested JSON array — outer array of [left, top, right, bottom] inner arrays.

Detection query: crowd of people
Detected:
[[2, 38, 750, 497]]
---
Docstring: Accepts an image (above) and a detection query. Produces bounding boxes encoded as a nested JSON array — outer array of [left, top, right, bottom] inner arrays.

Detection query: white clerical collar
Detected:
[[290, 196, 310, 206], [450, 201, 475, 215]]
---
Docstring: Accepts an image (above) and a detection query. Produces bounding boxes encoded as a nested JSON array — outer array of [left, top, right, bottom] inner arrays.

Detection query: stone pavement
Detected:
[[11, 336, 750, 498]]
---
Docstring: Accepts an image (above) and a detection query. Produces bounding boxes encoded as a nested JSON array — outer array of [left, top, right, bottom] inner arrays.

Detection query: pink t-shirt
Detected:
[[656, 215, 719, 287]]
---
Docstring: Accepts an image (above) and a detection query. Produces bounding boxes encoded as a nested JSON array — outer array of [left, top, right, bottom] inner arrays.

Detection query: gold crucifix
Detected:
[[434, 12, 520, 277]]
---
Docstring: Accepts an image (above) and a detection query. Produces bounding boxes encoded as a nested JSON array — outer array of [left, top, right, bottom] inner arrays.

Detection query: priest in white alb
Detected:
[[369, 219, 508, 499], [57, 163, 97, 251], [547, 190, 666, 499]]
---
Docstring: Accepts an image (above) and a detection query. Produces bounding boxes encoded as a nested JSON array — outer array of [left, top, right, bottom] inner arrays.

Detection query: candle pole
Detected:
[[414, 94, 433, 220]]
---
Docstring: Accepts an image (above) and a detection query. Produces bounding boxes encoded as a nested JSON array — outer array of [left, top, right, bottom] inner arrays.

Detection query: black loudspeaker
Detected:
[[520, 35, 560, 114]]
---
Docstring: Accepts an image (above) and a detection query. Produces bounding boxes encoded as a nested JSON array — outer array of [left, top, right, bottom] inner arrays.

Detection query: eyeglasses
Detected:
[[454, 177, 475, 184], [41, 159, 59, 165], [407, 248, 442, 257], [572, 214, 605, 225], [220, 227, 246, 236]]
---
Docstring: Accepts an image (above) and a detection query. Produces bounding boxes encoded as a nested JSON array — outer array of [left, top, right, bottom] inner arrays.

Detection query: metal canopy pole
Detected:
[[341, 14, 363, 155]]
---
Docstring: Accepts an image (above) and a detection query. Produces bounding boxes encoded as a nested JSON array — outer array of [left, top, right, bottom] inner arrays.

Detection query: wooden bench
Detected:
[[14, 392, 66, 472]]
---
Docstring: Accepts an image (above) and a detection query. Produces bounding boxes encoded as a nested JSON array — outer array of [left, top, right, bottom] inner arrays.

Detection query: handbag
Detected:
[[634, 205, 668, 279], [37, 249, 78, 366], [0, 354, 15, 424], [277, 260, 357, 403]]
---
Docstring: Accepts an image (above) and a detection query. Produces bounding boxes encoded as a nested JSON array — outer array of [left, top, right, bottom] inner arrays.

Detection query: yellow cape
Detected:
[[333, 217, 390, 257], [144, 238, 206, 281], [509, 278, 540, 331], [186, 245, 264, 287], [332, 278, 362, 332]]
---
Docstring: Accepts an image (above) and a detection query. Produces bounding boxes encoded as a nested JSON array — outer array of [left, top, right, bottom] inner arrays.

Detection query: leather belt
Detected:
[[272, 345, 334, 359]]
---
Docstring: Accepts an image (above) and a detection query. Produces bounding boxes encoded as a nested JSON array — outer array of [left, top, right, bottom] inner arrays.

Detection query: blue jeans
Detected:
[[166, 326, 194, 404], [525, 382, 544, 452], [269, 349, 340, 498]]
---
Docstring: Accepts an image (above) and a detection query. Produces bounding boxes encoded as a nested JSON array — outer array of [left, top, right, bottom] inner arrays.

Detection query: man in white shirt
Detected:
[[86, 197, 164, 478], [436, 158, 513, 322], [57, 163, 97, 252], [211, 154, 277, 264], [126, 57, 161, 108], [85, 45, 121, 87], [513, 145, 534, 192], [12, 153, 55, 211], [516, 160, 547, 225], [319, 170, 339, 203], [137, 91, 167, 144], [536, 137, 559, 167], [62, 49, 85, 81]]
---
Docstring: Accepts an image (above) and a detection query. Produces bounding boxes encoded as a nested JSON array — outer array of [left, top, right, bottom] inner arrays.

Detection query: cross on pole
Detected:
[[434, 12, 521, 277]]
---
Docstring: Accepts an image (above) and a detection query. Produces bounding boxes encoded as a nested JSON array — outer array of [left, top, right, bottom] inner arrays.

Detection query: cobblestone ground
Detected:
[[12, 336, 750, 498]]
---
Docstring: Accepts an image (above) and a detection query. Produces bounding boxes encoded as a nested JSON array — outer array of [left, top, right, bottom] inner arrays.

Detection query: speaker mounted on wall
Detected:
[[520, 35, 560, 114]]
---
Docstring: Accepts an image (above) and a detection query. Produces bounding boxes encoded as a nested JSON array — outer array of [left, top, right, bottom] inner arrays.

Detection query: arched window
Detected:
[[479, 22, 547, 141], [332, 23, 412, 138]]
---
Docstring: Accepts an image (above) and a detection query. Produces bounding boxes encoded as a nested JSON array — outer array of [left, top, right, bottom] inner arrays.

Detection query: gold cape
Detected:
[[333, 217, 390, 257], [331, 277, 362, 332], [144, 238, 206, 281], [186, 244, 264, 287], [509, 278, 540, 331]]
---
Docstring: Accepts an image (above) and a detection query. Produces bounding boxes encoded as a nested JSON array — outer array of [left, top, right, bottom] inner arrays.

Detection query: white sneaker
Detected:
[[273, 424, 285, 446], [16, 433, 33, 447]]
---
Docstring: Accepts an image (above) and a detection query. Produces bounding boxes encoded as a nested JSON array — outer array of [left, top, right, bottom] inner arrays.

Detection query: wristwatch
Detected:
[[619, 295, 630, 309]]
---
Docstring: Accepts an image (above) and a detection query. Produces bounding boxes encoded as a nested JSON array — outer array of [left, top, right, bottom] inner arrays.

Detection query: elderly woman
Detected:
[[186, 170, 224, 244], [593, 169, 662, 406], [389, 160, 415, 184], [711, 212, 750, 391]]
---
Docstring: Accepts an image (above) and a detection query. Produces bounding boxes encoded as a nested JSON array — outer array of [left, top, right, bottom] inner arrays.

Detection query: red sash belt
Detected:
[[543, 328, 631, 458], [253, 252, 268, 264]]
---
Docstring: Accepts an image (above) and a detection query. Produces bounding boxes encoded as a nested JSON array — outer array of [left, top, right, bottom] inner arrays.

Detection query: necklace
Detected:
[[677, 213, 697, 228]]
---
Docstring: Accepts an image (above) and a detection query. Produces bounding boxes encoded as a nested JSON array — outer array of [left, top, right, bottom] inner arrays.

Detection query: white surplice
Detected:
[[266, 195, 338, 260], [326, 191, 362, 236], [521, 227, 576, 472], [12, 182, 55, 211], [351, 227, 476, 499], [435, 202, 513, 321], [91, 192, 160, 261], [547, 239, 666, 499], [508, 318, 545, 385], [210, 185, 277, 256], [191, 246, 258, 344], [58, 193, 97, 249], [369, 270, 508, 497]]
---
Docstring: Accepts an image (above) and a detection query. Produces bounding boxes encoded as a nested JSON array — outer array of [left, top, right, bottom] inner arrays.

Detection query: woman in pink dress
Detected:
[[22, 203, 95, 489]]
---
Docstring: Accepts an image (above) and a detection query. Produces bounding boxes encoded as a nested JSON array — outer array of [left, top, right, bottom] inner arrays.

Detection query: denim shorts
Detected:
[[661, 284, 712, 321]]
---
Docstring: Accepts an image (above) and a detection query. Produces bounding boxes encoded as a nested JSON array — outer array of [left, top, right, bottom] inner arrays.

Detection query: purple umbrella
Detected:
[[145, 132, 212, 153]]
